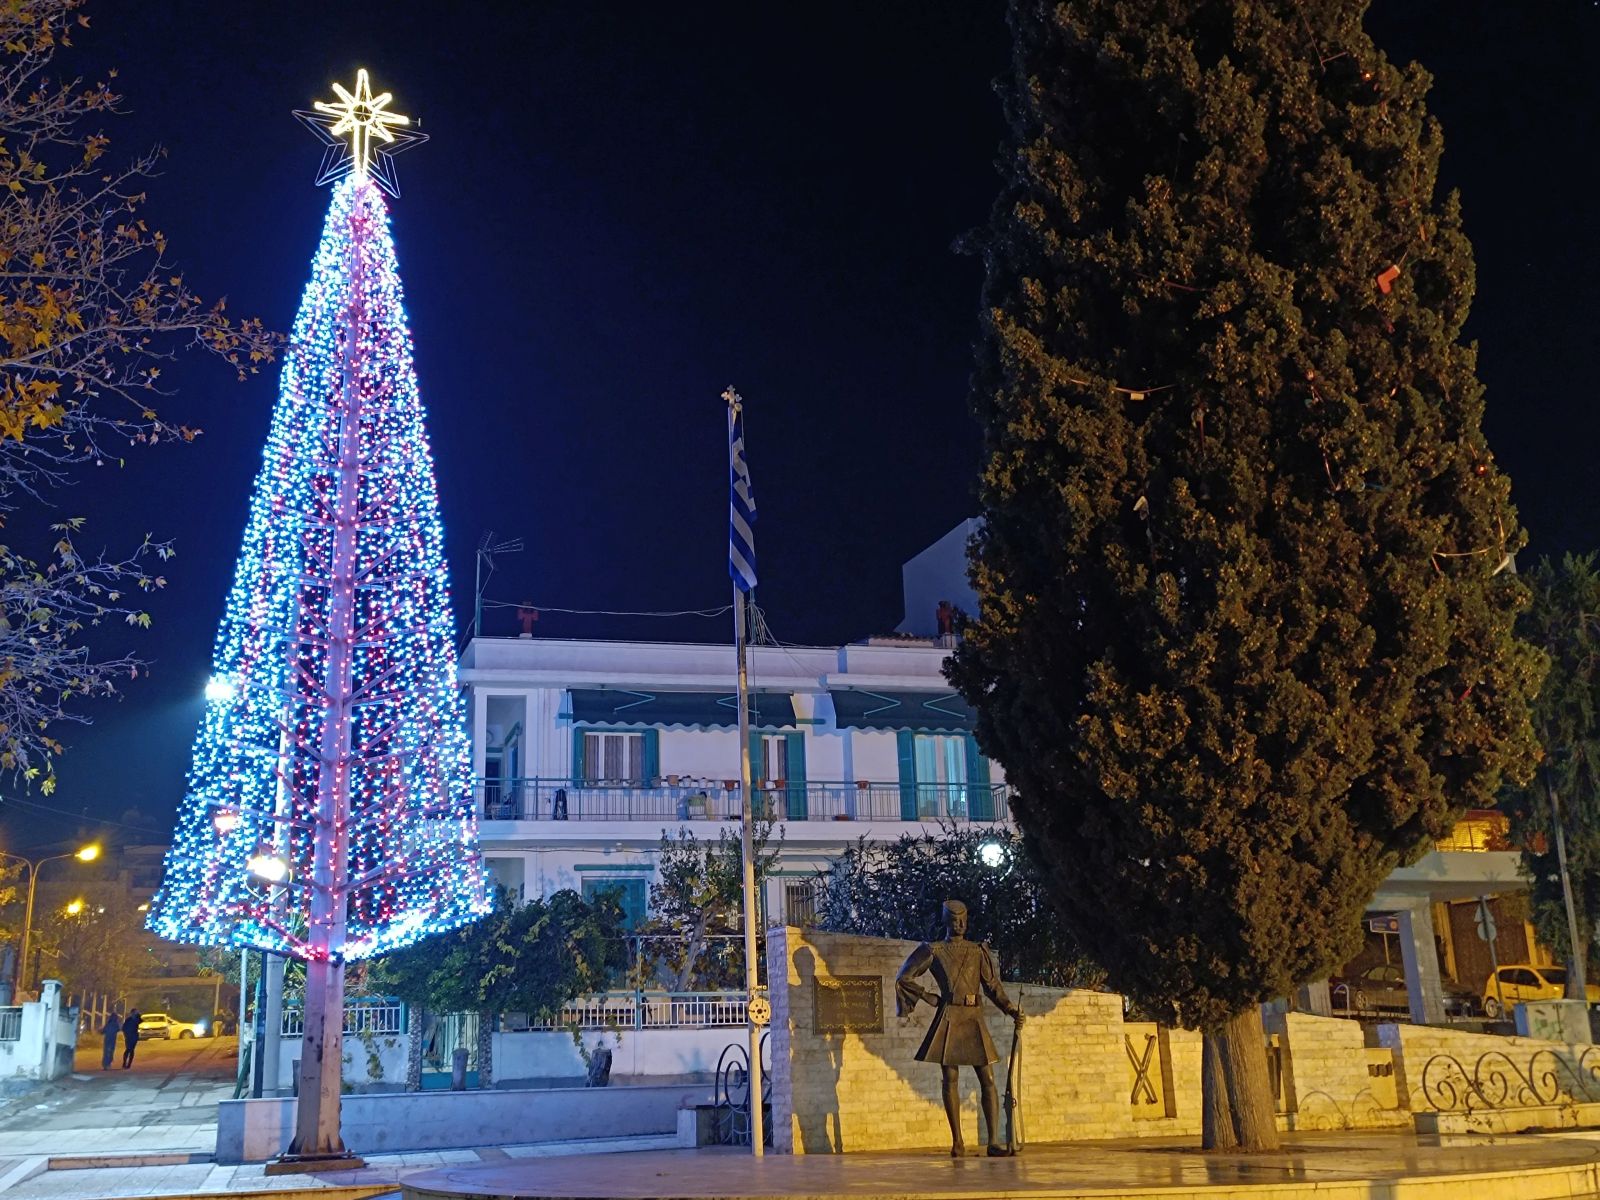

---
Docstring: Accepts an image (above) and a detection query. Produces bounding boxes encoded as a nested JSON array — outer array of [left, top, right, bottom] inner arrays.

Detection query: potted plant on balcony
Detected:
[[686, 791, 708, 820]]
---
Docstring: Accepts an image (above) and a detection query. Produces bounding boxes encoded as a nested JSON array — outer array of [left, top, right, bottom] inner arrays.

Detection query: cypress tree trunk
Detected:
[[1200, 1031, 1238, 1151], [1218, 1007, 1278, 1152]]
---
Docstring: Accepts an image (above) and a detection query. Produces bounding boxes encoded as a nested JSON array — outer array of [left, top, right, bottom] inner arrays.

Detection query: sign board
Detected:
[[1368, 916, 1400, 935], [813, 975, 883, 1034], [1476, 901, 1498, 944]]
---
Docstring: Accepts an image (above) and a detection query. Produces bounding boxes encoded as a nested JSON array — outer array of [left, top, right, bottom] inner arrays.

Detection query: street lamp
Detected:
[[64, 899, 85, 917], [0, 843, 102, 993]]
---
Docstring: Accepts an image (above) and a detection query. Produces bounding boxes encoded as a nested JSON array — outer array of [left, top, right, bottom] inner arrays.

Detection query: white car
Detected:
[[137, 1013, 207, 1040]]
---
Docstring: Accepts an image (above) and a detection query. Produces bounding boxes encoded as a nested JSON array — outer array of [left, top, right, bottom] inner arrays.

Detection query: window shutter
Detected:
[[572, 727, 588, 783], [785, 731, 807, 820], [642, 729, 660, 785], [896, 729, 917, 820], [965, 735, 993, 820]]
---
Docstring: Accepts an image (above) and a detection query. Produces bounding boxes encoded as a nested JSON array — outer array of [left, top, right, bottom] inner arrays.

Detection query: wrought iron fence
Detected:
[[1421, 1046, 1600, 1111], [478, 778, 1010, 825], [518, 990, 749, 1032], [0, 1006, 21, 1042], [281, 1000, 404, 1038]]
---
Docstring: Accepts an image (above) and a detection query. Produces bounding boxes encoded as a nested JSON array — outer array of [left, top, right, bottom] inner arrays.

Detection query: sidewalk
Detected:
[[0, 1135, 677, 1199], [0, 1038, 236, 1160], [395, 1130, 1600, 1200]]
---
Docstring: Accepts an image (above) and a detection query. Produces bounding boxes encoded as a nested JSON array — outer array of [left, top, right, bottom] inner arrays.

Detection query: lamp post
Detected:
[[0, 844, 101, 994]]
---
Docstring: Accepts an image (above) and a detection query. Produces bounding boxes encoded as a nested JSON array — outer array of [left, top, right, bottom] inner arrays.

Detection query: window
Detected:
[[1505, 968, 1539, 987], [913, 734, 968, 818], [757, 734, 788, 784], [581, 731, 645, 783], [581, 876, 648, 930], [784, 880, 817, 927]]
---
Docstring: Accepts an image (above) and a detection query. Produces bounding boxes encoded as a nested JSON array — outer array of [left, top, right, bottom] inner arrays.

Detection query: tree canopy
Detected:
[[812, 825, 1102, 989], [637, 823, 777, 991], [1505, 554, 1600, 975], [950, 0, 1540, 1147]]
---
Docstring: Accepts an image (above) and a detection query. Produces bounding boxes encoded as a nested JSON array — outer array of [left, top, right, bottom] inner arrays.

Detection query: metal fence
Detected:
[[0, 1007, 21, 1042], [280, 1000, 404, 1038], [518, 990, 749, 1032], [479, 779, 1010, 825]]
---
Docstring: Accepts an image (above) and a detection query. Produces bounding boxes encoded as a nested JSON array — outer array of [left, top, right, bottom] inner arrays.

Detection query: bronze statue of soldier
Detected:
[[895, 899, 1024, 1157]]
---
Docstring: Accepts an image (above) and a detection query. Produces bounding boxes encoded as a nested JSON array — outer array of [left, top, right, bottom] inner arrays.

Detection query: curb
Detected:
[[0, 1157, 47, 1194], [47, 1153, 210, 1171]]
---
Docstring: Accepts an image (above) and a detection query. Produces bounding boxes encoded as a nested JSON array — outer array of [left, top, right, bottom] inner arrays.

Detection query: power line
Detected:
[[479, 598, 733, 620], [0, 793, 168, 839]]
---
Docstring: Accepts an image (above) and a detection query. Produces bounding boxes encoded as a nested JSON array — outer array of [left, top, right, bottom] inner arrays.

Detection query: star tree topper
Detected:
[[294, 68, 427, 197]]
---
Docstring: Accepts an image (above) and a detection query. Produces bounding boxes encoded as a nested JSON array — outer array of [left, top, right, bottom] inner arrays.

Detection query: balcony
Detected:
[[476, 778, 1010, 825]]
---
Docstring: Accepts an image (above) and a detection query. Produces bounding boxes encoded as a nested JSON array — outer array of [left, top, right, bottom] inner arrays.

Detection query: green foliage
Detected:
[[950, 0, 1540, 1031], [812, 826, 1103, 989], [373, 887, 627, 1020], [638, 823, 778, 990], [1504, 554, 1600, 967]]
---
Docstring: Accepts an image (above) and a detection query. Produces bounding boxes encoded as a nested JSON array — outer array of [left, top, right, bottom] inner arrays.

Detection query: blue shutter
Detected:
[[642, 729, 660, 785], [785, 731, 807, 820], [896, 729, 917, 820], [965, 735, 993, 821]]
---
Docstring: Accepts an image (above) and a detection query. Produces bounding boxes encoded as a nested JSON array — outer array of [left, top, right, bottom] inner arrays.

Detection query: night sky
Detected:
[[2, 2, 1594, 851]]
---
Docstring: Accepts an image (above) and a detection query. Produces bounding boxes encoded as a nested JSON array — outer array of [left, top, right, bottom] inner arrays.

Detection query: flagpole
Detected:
[[725, 386, 765, 1157]]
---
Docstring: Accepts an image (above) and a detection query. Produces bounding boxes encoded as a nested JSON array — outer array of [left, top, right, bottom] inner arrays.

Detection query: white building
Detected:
[[460, 522, 1537, 1029], [461, 627, 1005, 930]]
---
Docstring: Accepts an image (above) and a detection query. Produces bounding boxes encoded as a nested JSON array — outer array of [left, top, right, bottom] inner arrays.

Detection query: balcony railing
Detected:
[[1435, 810, 1512, 853], [516, 990, 750, 1032], [476, 778, 1009, 825]]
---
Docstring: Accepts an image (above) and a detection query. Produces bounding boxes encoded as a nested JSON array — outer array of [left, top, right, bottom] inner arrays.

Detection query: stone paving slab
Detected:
[[397, 1131, 1600, 1200], [0, 1135, 676, 1200]]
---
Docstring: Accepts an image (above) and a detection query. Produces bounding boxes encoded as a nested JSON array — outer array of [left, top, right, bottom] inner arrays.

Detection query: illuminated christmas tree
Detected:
[[149, 70, 485, 1160]]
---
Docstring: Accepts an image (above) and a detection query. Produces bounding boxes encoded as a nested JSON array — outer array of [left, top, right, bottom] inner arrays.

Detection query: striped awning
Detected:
[[829, 690, 976, 733], [567, 689, 796, 730]]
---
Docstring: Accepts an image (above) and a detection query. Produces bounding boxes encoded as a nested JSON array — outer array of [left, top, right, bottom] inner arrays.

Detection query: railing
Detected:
[[1435, 810, 1512, 852], [0, 1006, 21, 1042], [281, 1000, 404, 1038], [478, 778, 1010, 825], [518, 990, 749, 1032], [1422, 1046, 1600, 1111]]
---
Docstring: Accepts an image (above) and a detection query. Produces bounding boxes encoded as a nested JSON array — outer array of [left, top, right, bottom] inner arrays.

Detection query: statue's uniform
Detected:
[[896, 939, 1019, 1066]]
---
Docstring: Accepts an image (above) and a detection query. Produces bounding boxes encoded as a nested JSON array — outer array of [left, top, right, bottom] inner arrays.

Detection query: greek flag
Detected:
[[728, 400, 757, 593]]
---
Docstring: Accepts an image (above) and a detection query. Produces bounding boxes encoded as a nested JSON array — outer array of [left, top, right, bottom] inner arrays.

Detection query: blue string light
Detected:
[[148, 176, 488, 962]]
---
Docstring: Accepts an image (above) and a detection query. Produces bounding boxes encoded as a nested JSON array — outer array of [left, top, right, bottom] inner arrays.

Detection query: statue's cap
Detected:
[[942, 899, 968, 918]]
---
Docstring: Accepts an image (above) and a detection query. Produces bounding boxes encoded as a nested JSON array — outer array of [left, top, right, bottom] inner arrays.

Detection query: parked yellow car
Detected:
[[1482, 965, 1600, 1018]]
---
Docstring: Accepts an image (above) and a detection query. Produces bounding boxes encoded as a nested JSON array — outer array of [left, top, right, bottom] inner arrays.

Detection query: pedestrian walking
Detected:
[[121, 1009, 141, 1069], [100, 1010, 121, 1070]]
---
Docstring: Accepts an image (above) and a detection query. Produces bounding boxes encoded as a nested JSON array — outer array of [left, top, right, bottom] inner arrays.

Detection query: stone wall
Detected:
[[767, 926, 1202, 1153], [1268, 1012, 1406, 1129], [1375, 1021, 1597, 1113]]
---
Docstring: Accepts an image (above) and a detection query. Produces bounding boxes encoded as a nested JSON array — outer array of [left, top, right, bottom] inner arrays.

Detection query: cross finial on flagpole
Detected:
[[722, 385, 742, 413]]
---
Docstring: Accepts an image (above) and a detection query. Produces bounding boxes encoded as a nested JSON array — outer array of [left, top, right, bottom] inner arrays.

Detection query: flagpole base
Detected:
[[264, 1152, 367, 1175]]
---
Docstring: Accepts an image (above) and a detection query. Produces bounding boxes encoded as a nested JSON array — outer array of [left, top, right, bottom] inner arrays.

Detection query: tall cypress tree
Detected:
[[950, 0, 1541, 1148]]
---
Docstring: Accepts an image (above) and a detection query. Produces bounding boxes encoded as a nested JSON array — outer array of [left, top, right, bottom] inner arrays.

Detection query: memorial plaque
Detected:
[[813, 974, 883, 1034]]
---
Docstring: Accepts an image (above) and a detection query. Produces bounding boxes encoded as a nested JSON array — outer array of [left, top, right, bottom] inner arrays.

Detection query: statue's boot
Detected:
[[987, 1144, 1014, 1157]]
